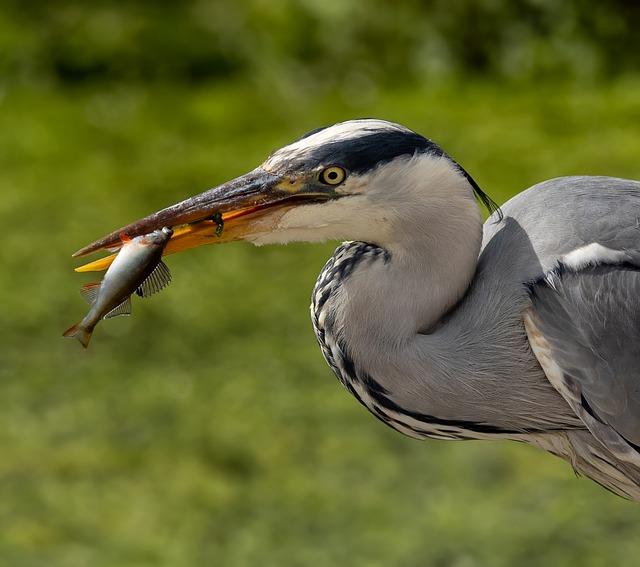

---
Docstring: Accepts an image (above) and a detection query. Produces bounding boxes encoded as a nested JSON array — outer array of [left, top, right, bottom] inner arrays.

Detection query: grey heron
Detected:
[[75, 119, 640, 501]]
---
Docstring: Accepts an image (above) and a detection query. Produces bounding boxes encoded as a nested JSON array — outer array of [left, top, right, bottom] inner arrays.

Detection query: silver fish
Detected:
[[64, 227, 173, 348]]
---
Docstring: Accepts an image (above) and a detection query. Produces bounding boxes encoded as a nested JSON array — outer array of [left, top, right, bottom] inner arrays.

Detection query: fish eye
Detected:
[[320, 166, 346, 186]]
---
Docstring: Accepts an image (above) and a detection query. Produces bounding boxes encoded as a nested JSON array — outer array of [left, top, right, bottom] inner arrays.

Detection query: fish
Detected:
[[63, 227, 174, 348]]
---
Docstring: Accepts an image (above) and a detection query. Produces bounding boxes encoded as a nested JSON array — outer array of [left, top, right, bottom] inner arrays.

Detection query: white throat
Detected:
[[325, 155, 483, 362]]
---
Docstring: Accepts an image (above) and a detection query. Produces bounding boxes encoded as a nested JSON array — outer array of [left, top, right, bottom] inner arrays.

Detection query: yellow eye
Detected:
[[320, 166, 346, 185]]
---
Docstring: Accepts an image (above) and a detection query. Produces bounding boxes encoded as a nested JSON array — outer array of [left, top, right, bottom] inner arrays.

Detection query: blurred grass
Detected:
[[1, 78, 640, 566]]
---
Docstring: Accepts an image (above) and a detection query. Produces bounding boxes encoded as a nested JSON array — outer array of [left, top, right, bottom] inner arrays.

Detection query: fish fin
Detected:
[[119, 232, 132, 244], [104, 296, 132, 319], [136, 260, 171, 298], [63, 323, 92, 349], [79, 282, 101, 304]]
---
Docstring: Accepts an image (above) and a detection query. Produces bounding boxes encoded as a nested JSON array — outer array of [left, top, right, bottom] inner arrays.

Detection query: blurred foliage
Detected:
[[0, 0, 639, 89], [1, 77, 640, 565]]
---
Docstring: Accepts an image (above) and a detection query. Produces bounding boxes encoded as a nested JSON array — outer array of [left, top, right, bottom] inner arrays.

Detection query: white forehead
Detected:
[[264, 119, 412, 168]]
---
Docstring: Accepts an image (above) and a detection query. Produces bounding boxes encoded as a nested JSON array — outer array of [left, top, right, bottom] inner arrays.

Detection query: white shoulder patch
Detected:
[[561, 243, 628, 271]]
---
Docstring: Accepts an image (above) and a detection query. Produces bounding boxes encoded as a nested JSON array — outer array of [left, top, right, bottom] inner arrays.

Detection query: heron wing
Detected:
[[524, 252, 640, 466]]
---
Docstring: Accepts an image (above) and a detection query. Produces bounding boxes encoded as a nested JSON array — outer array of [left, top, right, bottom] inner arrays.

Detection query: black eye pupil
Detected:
[[322, 167, 344, 184]]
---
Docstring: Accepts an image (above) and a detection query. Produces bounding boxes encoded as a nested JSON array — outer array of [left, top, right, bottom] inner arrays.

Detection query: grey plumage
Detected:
[[524, 258, 640, 497], [311, 169, 640, 500], [528, 261, 640, 452]]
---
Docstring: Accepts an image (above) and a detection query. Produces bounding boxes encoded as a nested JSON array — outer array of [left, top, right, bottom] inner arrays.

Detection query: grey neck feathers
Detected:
[[329, 167, 483, 361], [311, 170, 579, 438], [311, 177, 502, 437]]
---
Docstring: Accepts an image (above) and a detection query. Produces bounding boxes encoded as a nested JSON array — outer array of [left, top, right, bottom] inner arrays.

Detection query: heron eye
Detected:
[[320, 166, 346, 185]]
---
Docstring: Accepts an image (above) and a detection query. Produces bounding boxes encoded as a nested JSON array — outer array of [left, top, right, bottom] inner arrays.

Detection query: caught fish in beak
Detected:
[[64, 228, 173, 348], [73, 167, 337, 272]]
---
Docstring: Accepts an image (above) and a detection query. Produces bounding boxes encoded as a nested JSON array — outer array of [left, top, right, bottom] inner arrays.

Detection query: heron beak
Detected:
[[73, 167, 332, 272]]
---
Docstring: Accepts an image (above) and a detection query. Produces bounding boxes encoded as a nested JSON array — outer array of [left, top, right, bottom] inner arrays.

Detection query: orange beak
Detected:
[[73, 167, 332, 272]]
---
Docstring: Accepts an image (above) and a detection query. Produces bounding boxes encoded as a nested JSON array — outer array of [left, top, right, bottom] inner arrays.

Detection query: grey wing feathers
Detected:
[[525, 259, 640, 465], [136, 260, 171, 298]]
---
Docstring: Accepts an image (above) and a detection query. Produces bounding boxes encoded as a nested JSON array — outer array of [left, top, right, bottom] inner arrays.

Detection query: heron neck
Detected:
[[335, 184, 483, 361], [312, 178, 534, 435]]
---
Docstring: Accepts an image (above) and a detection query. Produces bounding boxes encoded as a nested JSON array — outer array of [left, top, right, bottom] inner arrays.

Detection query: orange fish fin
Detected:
[[63, 323, 92, 349], [80, 282, 101, 304]]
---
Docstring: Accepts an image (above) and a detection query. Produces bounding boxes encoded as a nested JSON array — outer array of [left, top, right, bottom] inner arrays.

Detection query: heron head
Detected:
[[74, 119, 496, 263]]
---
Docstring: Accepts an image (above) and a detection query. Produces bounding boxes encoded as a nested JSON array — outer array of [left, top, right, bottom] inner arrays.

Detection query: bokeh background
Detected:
[[1, 1, 640, 565]]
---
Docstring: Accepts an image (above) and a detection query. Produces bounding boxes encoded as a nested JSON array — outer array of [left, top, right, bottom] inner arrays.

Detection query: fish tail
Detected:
[[63, 323, 92, 349]]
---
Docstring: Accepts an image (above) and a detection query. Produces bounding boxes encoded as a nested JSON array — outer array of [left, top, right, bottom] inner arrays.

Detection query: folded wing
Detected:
[[524, 252, 640, 467]]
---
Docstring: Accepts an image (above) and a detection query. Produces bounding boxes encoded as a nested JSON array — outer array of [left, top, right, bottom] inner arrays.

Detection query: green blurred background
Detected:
[[1, 1, 640, 565]]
